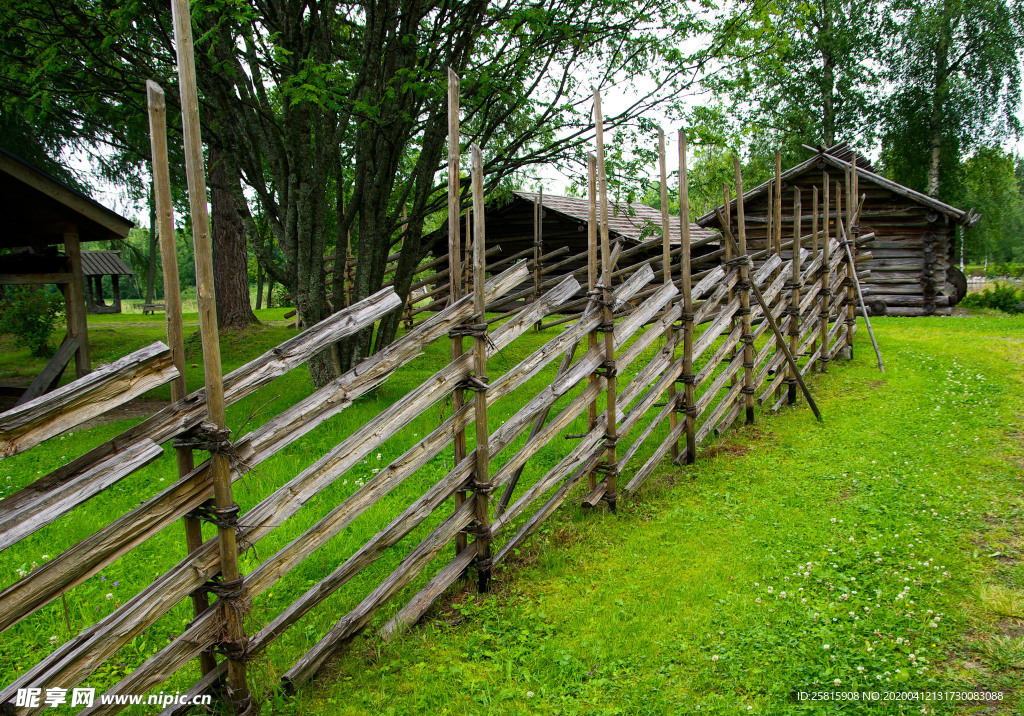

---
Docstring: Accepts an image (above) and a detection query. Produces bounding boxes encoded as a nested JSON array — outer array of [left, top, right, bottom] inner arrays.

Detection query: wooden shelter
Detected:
[[82, 250, 135, 314], [696, 145, 980, 316], [0, 148, 133, 402]]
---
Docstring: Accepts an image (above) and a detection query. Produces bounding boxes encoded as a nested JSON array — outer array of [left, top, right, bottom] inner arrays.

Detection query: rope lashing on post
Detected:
[[449, 321, 496, 350], [458, 375, 489, 393], [595, 360, 617, 378], [173, 421, 250, 477]]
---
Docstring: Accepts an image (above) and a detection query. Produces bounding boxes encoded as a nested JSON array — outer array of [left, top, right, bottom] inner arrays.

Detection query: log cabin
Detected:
[[696, 145, 979, 316]]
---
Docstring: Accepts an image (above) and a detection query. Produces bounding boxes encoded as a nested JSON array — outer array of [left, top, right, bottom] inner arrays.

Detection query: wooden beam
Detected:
[[0, 272, 73, 286], [13, 335, 78, 408], [62, 225, 90, 378]]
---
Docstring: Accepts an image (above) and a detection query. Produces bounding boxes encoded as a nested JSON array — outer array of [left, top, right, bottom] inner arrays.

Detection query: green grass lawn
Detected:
[[283, 312, 1023, 716], [1, 310, 1022, 715]]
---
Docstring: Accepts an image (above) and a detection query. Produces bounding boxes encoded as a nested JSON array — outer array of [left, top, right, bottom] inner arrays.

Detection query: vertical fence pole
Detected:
[[723, 183, 736, 390], [533, 188, 543, 330], [733, 157, 755, 425], [594, 90, 618, 512], [788, 188, 802, 405], [170, 0, 250, 708], [772, 150, 784, 400], [469, 144, 493, 593], [146, 80, 217, 678], [773, 150, 783, 273], [657, 129, 679, 461], [820, 172, 831, 372], [678, 132, 696, 464], [811, 185, 820, 366], [586, 154, 599, 491], [845, 167, 857, 356], [464, 209, 472, 297], [447, 69, 468, 564]]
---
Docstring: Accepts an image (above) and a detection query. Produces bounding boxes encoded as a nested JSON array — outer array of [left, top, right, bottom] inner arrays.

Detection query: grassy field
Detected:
[[1, 309, 1022, 715]]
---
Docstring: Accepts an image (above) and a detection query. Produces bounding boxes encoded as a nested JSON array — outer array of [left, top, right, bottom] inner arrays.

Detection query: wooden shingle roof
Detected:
[[80, 250, 134, 277], [514, 191, 719, 246]]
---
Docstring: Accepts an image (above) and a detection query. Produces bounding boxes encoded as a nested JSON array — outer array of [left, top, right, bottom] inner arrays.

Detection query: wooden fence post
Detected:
[[469, 144, 493, 593], [787, 188, 802, 405], [811, 185, 819, 365], [678, 132, 696, 464], [734, 157, 755, 425], [723, 183, 737, 391], [170, 0, 251, 709], [594, 90, 618, 512], [146, 80, 218, 679], [845, 167, 857, 357], [773, 150, 783, 275], [534, 188, 544, 331], [447, 68, 469, 565], [586, 154, 599, 491], [819, 172, 831, 372], [657, 129, 679, 461]]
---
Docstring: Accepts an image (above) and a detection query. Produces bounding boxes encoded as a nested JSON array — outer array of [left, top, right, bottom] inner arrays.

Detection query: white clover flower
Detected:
[[106, 593, 113, 600]]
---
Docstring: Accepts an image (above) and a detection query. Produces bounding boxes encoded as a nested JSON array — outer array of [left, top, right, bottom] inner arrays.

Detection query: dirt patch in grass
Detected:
[[76, 398, 170, 431], [704, 441, 751, 459]]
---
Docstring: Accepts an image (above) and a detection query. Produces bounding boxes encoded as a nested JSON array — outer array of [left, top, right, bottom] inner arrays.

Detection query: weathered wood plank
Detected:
[[0, 342, 178, 457], [0, 440, 163, 552]]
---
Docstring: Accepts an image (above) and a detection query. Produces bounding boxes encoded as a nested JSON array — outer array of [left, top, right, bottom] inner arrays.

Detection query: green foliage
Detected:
[[959, 283, 1024, 313], [879, 0, 1024, 198], [957, 148, 1024, 263], [0, 286, 65, 357], [984, 262, 1024, 279], [704, 0, 882, 155]]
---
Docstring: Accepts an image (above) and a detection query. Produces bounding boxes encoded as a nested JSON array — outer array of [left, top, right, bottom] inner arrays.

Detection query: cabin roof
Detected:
[[81, 250, 134, 277], [0, 147, 133, 248], [695, 144, 980, 229], [512, 191, 719, 246]]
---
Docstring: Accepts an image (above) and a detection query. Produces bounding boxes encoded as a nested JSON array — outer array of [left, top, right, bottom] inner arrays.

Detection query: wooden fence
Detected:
[[0, 64, 872, 716]]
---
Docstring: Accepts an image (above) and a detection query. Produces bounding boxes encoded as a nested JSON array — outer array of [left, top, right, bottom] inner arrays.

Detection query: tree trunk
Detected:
[[255, 263, 264, 310], [209, 145, 259, 329], [820, 0, 836, 147], [927, 0, 952, 198], [146, 179, 158, 304]]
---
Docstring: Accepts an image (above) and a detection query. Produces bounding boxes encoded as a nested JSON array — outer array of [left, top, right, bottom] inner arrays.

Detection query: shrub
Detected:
[[983, 262, 1024, 279], [959, 282, 1024, 314], [0, 286, 66, 357]]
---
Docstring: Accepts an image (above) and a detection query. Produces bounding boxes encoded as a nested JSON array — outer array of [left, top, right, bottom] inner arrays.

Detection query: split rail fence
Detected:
[[0, 70, 871, 716]]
